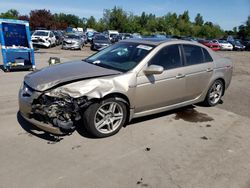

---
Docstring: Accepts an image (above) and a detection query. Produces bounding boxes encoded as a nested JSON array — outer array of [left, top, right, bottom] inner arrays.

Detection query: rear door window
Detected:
[[183, 44, 204, 65], [149, 45, 182, 70], [202, 48, 213, 62]]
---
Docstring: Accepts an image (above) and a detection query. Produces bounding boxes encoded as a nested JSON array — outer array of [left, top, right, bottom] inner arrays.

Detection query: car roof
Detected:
[[35, 30, 50, 32], [120, 38, 220, 60], [121, 38, 177, 46]]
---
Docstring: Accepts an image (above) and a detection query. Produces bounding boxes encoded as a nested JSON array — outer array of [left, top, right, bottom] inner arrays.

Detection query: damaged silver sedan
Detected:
[[19, 39, 233, 137]]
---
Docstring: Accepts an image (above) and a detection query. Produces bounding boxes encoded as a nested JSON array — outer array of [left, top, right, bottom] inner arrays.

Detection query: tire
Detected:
[[83, 98, 127, 138], [48, 42, 51, 48], [203, 80, 224, 107]]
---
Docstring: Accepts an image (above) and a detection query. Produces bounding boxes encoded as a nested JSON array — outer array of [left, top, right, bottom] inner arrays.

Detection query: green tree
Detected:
[[103, 6, 128, 32], [86, 16, 97, 28], [195, 13, 204, 26], [0, 9, 19, 19]]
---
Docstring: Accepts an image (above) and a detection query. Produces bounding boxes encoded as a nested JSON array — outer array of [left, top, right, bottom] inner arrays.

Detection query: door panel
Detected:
[[134, 44, 188, 113], [134, 68, 186, 113], [182, 45, 214, 100], [183, 62, 213, 100]]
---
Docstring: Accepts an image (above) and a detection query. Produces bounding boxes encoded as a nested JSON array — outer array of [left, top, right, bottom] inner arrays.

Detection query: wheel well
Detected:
[[103, 93, 130, 106]]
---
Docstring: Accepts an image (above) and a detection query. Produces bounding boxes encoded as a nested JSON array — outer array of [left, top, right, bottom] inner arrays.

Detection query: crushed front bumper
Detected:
[[18, 86, 64, 135], [62, 43, 81, 50]]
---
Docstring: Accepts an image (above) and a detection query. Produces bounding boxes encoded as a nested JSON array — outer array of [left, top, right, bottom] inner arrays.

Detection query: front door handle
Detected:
[[206, 68, 213, 72], [176, 74, 186, 79]]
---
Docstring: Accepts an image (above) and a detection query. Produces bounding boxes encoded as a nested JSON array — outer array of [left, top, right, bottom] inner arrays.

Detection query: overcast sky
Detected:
[[0, 0, 249, 30]]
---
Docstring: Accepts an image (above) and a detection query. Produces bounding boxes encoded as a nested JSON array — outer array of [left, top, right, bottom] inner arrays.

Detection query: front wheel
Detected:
[[203, 80, 224, 106], [83, 98, 127, 138]]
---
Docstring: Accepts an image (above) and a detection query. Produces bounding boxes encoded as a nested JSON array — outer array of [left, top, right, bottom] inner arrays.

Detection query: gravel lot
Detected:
[[0, 45, 250, 188]]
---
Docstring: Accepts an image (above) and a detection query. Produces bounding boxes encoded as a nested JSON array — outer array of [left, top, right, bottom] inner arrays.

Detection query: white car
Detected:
[[212, 40, 233, 51], [32, 30, 56, 48]]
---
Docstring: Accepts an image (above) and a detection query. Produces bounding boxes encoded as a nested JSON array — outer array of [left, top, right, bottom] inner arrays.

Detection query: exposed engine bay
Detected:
[[31, 93, 89, 133]]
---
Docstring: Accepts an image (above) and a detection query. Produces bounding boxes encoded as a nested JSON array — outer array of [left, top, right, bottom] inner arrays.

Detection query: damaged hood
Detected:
[[24, 61, 121, 91]]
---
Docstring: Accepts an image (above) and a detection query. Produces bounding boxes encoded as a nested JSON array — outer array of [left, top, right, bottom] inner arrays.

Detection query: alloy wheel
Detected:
[[208, 81, 223, 105], [94, 102, 124, 134]]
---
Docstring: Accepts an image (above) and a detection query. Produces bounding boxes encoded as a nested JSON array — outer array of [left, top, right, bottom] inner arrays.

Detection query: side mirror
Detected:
[[144, 65, 164, 75]]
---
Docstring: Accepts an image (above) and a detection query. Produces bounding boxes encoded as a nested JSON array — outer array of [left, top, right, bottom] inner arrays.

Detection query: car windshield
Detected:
[[95, 35, 109, 40], [85, 42, 154, 72], [219, 40, 227, 43], [235, 41, 242, 45], [110, 34, 118, 38], [33, 31, 49, 36], [66, 35, 80, 39]]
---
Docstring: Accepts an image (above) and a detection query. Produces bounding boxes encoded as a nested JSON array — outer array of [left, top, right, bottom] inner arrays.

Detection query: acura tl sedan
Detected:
[[19, 39, 233, 137]]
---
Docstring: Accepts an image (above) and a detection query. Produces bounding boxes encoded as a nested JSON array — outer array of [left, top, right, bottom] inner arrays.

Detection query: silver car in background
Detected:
[[19, 39, 233, 137], [62, 34, 84, 50]]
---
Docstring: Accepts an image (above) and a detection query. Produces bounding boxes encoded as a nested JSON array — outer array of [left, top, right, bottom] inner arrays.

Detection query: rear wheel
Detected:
[[83, 98, 127, 138], [203, 80, 224, 106]]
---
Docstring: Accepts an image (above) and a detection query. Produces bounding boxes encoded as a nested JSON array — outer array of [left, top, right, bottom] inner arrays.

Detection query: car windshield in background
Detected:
[[235, 41, 242, 45], [110, 34, 118, 38], [85, 42, 154, 72], [33, 31, 49, 36], [219, 40, 228, 43], [65, 35, 80, 39], [95, 35, 109, 40]]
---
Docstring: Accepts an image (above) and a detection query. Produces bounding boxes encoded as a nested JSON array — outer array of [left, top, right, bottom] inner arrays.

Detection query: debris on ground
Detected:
[[206, 124, 212, 127], [72, 145, 81, 150], [200, 136, 209, 140], [136, 178, 149, 187], [145, 147, 151, 151], [47, 136, 63, 144]]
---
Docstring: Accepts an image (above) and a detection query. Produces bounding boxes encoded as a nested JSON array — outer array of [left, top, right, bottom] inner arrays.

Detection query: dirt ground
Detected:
[[0, 45, 250, 188]]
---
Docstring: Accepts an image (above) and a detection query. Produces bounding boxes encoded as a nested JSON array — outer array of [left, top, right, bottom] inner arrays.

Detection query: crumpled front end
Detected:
[[19, 72, 135, 134], [19, 83, 90, 134]]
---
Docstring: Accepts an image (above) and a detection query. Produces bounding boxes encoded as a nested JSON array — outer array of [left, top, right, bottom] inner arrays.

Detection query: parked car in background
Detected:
[[62, 34, 84, 50], [86, 32, 95, 43], [151, 34, 166, 39], [91, 34, 111, 51], [104, 30, 119, 40], [19, 38, 233, 138], [31, 30, 56, 48], [132, 33, 142, 39], [181, 36, 198, 42], [198, 40, 220, 51], [75, 31, 87, 44], [52, 30, 64, 45], [212, 40, 233, 51], [110, 34, 119, 43], [241, 39, 250, 51], [119, 33, 132, 40], [229, 40, 246, 51]]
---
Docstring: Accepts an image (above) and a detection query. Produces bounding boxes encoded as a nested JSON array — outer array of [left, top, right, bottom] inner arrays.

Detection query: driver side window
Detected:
[[149, 45, 182, 70]]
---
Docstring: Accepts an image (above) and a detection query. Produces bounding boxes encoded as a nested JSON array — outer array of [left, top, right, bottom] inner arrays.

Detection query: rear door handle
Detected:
[[176, 74, 186, 79], [206, 68, 213, 72]]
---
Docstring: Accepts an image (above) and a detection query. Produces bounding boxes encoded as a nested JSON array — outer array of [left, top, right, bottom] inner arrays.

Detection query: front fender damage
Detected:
[[47, 77, 130, 99], [31, 77, 132, 133]]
